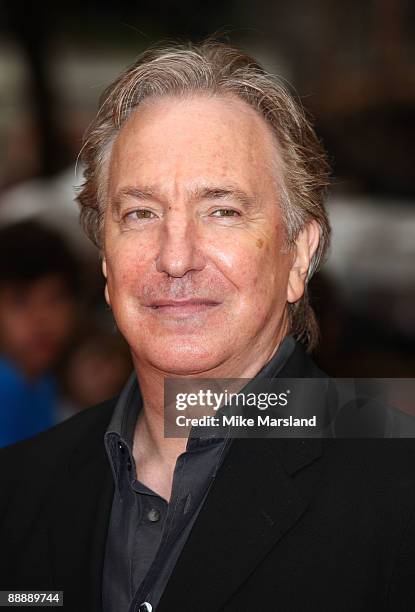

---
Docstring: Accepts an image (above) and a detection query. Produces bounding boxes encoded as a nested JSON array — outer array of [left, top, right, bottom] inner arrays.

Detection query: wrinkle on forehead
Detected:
[[107, 92, 285, 220], [111, 92, 279, 164], [110, 182, 260, 218]]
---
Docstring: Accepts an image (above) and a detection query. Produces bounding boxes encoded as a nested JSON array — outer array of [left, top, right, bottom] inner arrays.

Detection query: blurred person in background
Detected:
[[61, 330, 132, 415], [0, 219, 79, 446]]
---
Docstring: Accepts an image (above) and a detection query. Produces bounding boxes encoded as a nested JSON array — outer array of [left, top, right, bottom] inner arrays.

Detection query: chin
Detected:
[[135, 342, 226, 376]]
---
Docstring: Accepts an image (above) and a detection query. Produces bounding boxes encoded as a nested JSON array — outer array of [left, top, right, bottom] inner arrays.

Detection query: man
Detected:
[[0, 220, 78, 446], [1, 40, 415, 612]]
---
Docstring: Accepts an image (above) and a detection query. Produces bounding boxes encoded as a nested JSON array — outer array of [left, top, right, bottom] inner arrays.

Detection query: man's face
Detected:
[[103, 94, 296, 375], [0, 275, 75, 377]]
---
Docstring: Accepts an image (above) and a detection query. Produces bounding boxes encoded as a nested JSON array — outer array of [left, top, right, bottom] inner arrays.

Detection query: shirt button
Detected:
[[137, 603, 152, 612], [147, 508, 161, 522]]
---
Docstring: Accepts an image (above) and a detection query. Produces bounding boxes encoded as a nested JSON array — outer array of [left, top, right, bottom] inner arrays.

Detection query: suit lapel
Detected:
[[47, 410, 115, 612], [158, 342, 325, 611], [158, 435, 322, 611]]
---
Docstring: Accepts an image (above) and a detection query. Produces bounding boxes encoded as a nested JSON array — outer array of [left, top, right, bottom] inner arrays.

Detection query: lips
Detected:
[[147, 298, 221, 315]]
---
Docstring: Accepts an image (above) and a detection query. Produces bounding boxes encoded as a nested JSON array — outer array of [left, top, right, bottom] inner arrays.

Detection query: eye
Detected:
[[210, 209, 241, 217], [125, 209, 157, 220]]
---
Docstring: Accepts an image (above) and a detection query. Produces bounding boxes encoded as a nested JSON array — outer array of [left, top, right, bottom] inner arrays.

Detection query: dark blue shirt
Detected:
[[102, 335, 296, 612], [0, 357, 57, 448]]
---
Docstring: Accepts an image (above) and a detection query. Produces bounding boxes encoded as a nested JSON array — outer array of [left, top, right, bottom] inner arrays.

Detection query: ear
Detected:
[[101, 257, 111, 307], [287, 220, 320, 304]]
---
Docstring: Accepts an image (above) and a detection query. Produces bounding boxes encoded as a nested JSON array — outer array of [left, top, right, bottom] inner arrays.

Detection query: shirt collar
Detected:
[[254, 334, 296, 380], [105, 371, 140, 449], [104, 334, 296, 485]]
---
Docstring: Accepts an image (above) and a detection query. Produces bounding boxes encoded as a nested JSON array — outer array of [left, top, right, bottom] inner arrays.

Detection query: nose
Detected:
[[155, 212, 206, 277]]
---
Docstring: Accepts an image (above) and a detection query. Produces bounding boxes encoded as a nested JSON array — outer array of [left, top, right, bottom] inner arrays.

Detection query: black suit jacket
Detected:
[[1, 342, 415, 611]]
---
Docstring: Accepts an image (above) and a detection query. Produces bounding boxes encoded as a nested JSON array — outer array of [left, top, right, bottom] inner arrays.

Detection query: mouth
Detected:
[[147, 298, 221, 316]]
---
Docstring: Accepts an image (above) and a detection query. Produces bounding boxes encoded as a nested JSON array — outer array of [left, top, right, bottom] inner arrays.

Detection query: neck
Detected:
[[132, 335, 287, 500], [132, 326, 289, 471]]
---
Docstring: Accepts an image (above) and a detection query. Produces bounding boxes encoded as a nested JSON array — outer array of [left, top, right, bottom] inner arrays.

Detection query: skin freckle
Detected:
[[256, 238, 264, 249]]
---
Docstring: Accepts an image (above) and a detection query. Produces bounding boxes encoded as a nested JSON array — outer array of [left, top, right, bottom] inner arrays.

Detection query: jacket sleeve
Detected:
[[387, 505, 415, 610]]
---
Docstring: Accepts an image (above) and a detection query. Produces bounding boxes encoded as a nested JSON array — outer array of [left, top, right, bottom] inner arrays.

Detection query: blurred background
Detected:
[[0, 0, 414, 446]]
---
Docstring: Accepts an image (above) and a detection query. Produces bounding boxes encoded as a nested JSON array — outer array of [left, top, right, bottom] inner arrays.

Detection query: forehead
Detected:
[[108, 93, 280, 194]]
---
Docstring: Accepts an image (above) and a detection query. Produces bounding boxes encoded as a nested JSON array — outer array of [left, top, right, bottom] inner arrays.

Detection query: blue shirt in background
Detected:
[[0, 358, 57, 448]]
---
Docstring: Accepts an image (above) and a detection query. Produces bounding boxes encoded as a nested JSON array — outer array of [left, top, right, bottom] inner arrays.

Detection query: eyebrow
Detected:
[[189, 185, 257, 211], [111, 187, 157, 218], [111, 183, 257, 217]]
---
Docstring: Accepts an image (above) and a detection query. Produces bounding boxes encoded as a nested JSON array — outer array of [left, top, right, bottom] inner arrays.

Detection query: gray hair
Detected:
[[76, 39, 331, 350]]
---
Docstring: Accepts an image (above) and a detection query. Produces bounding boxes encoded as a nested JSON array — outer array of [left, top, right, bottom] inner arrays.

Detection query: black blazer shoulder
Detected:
[[3, 343, 415, 612], [0, 396, 116, 472], [0, 397, 116, 532], [0, 340, 321, 476]]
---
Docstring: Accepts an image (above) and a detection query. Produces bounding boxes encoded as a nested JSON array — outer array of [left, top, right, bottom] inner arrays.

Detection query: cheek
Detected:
[[105, 240, 148, 296], [107, 263, 136, 304], [219, 239, 289, 299]]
